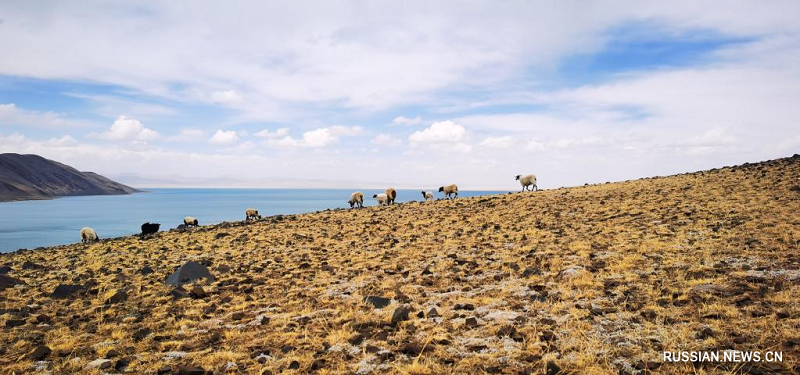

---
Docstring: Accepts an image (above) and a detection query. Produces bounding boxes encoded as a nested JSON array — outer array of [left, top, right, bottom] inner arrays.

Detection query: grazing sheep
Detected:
[[141, 222, 160, 236], [373, 193, 389, 206], [183, 216, 199, 227], [516, 174, 537, 192], [348, 191, 364, 208], [421, 191, 434, 201], [245, 208, 261, 222], [385, 188, 397, 205], [438, 184, 459, 199], [80, 227, 99, 243]]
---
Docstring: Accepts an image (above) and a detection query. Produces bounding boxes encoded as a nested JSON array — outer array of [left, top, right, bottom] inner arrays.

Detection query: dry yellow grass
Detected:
[[1, 155, 799, 374]]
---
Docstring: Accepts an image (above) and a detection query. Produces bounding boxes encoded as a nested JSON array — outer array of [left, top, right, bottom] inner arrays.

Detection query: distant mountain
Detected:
[[0, 153, 140, 202]]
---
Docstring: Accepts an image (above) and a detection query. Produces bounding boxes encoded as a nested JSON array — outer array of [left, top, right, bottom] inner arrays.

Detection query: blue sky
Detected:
[[1, 1, 799, 189]]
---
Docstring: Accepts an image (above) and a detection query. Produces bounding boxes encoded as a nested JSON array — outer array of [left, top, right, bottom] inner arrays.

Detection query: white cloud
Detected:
[[0, 103, 90, 128], [210, 90, 242, 104], [254, 128, 289, 138], [92, 116, 159, 141], [391, 116, 422, 126], [178, 128, 205, 138], [209, 129, 239, 145], [371, 134, 402, 146], [44, 135, 78, 147], [409, 121, 466, 144], [266, 126, 362, 148], [479, 136, 515, 150]]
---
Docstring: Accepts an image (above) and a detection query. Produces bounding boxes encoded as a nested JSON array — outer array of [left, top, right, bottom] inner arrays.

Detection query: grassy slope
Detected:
[[1, 155, 799, 374]]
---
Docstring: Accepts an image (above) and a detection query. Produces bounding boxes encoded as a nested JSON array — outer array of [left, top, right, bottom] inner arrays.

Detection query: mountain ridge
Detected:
[[0, 153, 140, 202]]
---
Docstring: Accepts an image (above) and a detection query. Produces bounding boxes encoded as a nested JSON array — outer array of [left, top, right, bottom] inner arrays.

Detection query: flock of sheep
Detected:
[[79, 175, 537, 243]]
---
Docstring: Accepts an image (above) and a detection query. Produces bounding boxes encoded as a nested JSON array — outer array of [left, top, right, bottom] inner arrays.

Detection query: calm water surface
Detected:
[[0, 188, 504, 252]]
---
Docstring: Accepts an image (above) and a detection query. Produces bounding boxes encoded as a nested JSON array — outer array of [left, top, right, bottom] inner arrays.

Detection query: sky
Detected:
[[0, 1, 799, 190]]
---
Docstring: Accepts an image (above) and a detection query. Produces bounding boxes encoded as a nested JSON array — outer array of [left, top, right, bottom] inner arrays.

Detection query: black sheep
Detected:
[[141, 222, 161, 236]]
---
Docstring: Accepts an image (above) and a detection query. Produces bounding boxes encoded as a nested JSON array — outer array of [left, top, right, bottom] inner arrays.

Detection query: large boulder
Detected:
[[165, 262, 215, 286], [51, 284, 88, 299]]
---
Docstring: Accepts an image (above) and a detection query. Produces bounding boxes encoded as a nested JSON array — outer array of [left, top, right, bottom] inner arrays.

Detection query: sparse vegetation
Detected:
[[1, 155, 799, 374]]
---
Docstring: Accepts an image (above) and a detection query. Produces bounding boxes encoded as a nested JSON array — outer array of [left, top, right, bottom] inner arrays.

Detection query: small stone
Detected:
[[546, 361, 561, 375], [105, 349, 120, 358], [133, 328, 152, 341], [697, 327, 715, 339], [104, 289, 128, 304], [391, 306, 413, 325], [84, 359, 113, 370], [5, 319, 25, 327], [170, 286, 189, 299], [141, 266, 154, 275], [177, 365, 206, 375], [30, 345, 51, 360], [635, 361, 661, 370], [190, 286, 207, 298], [427, 308, 440, 318], [558, 266, 585, 280], [464, 317, 479, 328], [36, 314, 52, 323], [288, 361, 300, 370], [541, 330, 556, 342], [231, 312, 244, 320], [364, 296, 391, 309]]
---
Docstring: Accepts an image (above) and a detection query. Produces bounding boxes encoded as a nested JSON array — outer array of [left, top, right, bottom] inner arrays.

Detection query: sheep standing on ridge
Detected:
[[421, 191, 434, 201], [141, 222, 160, 237], [349, 191, 364, 208], [516, 174, 537, 192], [438, 184, 459, 199], [184, 216, 199, 228], [80, 227, 99, 243], [373, 193, 389, 206], [245, 208, 261, 222], [385, 188, 397, 205]]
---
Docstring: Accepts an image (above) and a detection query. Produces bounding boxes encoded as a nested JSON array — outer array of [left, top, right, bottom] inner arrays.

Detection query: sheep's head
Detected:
[[438, 186, 444, 192], [515, 175, 521, 180], [349, 200, 355, 208], [372, 194, 378, 198], [420, 191, 425, 196]]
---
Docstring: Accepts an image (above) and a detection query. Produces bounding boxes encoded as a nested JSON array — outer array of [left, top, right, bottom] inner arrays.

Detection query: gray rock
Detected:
[[85, 358, 113, 370], [165, 262, 215, 286], [0, 274, 24, 291]]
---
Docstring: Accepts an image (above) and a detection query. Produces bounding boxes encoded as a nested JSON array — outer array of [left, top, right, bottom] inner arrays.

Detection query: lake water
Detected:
[[0, 188, 504, 252]]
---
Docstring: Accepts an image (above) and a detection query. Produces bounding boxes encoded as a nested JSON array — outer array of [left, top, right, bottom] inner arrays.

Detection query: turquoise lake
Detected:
[[0, 188, 505, 252]]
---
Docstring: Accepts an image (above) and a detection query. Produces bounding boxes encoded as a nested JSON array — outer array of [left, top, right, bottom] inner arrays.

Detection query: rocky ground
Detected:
[[1, 155, 799, 374]]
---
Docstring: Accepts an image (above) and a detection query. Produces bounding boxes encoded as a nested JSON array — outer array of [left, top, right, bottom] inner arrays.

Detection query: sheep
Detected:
[[421, 191, 434, 201], [373, 193, 389, 206], [385, 188, 397, 205], [348, 191, 364, 208], [141, 222, 160, 236], [183, 216, 199, 227], [245, 208, 261, 222], [516, 174, 537, 192], [438, 184, 459, 199], [80, 227, 99, 243]]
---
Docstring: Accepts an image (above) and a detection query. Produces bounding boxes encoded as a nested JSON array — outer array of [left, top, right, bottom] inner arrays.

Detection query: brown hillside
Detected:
[[0, 155, 798, 374]]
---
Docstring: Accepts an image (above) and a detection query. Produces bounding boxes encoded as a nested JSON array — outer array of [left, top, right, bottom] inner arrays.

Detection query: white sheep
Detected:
[[385, 187, 397, 205], [245, 208, 261, 222], [515, 174, 537, 192], [421, 191, 434, 201], [438, 184, 459, 199], [348, 191, 364, 208], [373, 193, 389, 206], [80, 227, 99, 243], [184, 216, 199, 227]]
